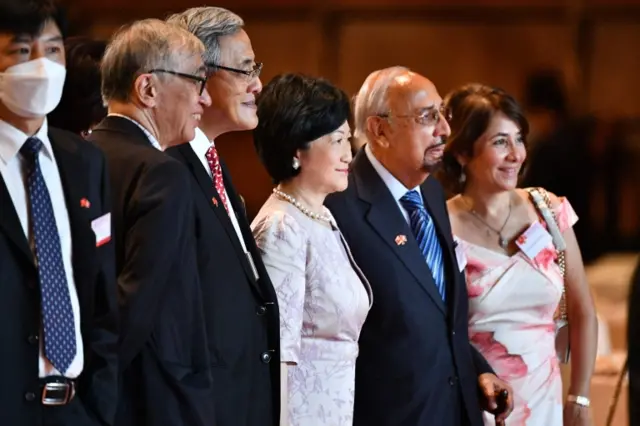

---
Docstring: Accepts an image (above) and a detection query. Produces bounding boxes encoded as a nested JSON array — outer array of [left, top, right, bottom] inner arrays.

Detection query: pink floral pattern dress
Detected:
[[456, 197, 578, 426], [251, 195, 373, 426]]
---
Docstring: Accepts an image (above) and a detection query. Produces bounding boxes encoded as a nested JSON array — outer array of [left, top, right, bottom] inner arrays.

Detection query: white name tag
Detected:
[[91, 213, 111, 247], [515, 221, 553, 260]]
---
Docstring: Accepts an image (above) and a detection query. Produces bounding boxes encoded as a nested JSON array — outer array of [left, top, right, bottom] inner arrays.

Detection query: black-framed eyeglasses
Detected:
[[378, 105, 452, 127], [147, 69, 208, 96], [207, 62, 263, 81]]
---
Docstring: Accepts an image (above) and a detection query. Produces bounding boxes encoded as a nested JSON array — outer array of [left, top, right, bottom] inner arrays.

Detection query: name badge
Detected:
[[515, 221, 553, 260], [91, 213, 111, 247], [454, 239, 467, 272]]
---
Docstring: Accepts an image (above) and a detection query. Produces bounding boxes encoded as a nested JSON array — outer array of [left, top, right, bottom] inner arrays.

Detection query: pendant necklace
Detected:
[[464, 196, 513, 249]]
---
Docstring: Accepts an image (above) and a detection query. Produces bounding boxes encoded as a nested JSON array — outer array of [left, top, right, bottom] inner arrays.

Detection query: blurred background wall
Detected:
[[59, 0, 640, 253]]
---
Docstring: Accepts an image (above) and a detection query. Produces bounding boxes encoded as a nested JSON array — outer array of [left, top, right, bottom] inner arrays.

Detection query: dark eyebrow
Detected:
[[239, 58, 254, 67], [10, 34, 32, 43], [491, 132, 512, 138]]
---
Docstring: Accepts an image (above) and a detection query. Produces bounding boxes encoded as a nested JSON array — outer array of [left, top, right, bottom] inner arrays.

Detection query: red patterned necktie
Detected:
[[205, 145, 230, 214]]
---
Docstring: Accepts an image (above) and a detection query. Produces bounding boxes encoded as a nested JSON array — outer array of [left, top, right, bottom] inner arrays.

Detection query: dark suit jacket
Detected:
[[627, 258, 640, 424], [88, 116, 214, 426], [165, 142, 280, 426], [0, 127, 118, 425], [325, 150, 493, 426]]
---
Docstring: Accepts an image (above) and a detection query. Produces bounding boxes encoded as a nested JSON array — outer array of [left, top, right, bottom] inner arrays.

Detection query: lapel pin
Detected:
[[211, 197, 219, 207], [395, 234, 407, 246], [80, 198, 91, 208]]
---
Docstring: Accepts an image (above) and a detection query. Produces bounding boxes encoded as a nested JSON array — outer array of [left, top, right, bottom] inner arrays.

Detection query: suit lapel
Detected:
[[353, 152, 446, 315], [176, 144, 265, 298], [0, 174, 33, 265], [50, 132, 96, 310]]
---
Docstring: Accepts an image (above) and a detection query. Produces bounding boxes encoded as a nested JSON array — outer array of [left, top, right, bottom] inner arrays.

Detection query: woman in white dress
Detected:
[[251, 73, 373, 426]]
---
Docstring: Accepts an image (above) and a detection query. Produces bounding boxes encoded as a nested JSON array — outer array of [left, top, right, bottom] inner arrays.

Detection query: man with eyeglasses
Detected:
[[87, 19, 215, 426], [325, 67, 514, 426], [165, 7, 280, 426]]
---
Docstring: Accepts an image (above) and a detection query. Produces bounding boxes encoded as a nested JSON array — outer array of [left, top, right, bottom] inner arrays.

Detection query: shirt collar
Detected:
[[108, 113, 162, 151], [189, 127, 213, 159], [364, 143, 421, 201], [0, 118, 52, 165]]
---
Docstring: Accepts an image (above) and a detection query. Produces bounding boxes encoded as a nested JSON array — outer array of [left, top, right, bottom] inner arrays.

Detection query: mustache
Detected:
[[427, 139, 446, 150]]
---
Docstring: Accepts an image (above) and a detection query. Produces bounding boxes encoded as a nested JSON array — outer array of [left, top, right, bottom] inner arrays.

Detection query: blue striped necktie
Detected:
[[399, 190, 446, 300], [21, 137, 77, 374]]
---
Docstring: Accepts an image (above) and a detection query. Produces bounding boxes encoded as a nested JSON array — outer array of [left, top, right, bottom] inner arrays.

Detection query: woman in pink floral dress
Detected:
[[437, 84, 598, 426]]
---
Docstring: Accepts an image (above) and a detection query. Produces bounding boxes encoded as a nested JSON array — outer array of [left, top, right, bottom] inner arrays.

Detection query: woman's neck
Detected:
[[461, 181, 513, 218], [276, 180, 326, 214]]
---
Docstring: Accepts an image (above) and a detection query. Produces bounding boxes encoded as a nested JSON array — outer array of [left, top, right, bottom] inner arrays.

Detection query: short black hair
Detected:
[[439, 83, 529, 194], [49, 37, 107, 134], [254, 73, 351, 184], [0, 0, 67, 38]]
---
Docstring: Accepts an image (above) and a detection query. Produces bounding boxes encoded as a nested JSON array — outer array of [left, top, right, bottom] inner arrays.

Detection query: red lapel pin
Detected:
[[212, 197, 218, 207], [80, 198, 91, 208], [395, 234, 407, 246]]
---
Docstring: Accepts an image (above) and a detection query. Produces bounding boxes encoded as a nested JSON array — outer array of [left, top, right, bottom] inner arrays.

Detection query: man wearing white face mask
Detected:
[[0, 1, 118, 425]]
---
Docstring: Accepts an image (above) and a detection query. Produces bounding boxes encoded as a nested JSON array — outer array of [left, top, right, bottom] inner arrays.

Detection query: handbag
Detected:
[[525, 187, 570, 364]]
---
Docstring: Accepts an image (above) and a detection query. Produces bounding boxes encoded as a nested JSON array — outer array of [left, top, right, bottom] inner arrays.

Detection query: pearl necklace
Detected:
[[273, 188, 333, 224]]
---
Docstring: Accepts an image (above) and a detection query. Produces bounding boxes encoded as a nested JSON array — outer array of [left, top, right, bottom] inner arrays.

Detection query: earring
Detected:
[[292, 157, 300, 170], [459, 170, 466, 185]]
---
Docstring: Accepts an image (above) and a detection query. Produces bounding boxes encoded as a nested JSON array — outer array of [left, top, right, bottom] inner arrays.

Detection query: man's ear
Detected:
[[133, 73, 159, 108]]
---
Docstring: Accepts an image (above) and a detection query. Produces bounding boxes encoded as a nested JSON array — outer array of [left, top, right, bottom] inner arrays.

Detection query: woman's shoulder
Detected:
[[517, 187, 578, 232], [251, 196, 308, 240]]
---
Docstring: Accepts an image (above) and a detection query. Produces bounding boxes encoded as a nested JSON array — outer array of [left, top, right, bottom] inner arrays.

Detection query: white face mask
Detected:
[[0, 57, 66, 118]]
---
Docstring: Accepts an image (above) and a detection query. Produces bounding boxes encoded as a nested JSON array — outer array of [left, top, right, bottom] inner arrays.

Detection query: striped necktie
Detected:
[[399, 190, 446, 300]]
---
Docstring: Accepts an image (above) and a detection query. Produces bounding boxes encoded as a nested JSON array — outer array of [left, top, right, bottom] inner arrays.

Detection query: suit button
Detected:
[[452, 331, 456, 336], [256, 305, 267, 316], [260, 351, 272, 364], [24, 392, 36, 401], [27, 335, 38, 345], [448, 377, 457, 386]]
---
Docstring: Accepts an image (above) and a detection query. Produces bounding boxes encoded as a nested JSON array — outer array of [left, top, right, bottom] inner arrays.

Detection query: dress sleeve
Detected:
[[252, 211, 307, 364], [553, 196, 579, 233]]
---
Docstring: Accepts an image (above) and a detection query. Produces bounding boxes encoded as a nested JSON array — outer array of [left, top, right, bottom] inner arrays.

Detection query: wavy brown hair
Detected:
[[438, 83, 529, 195]]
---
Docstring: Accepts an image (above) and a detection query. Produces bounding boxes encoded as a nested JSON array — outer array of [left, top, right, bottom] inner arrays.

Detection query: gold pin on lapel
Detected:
[[80, 198, 91, 208], [395, 234, 407, 246], [211, 197, 219, 207]]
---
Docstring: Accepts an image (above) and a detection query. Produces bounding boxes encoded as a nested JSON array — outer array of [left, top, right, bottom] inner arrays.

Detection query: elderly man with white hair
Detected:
[[165, 7, 280, 426], [88, 19, 214, 426], [325, 67, 514, 426]]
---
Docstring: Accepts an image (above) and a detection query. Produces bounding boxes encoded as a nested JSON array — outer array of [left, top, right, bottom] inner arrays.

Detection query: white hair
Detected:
[[166, 7, 244, 66], [353, 66, 411, 142]]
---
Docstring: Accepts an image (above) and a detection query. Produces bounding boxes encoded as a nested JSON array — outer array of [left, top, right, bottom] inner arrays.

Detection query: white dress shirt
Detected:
[[364, 143, 423, 224], [108, 113, 162, 150], [189, 127, 249, 253], [0, 118, 84, 378]]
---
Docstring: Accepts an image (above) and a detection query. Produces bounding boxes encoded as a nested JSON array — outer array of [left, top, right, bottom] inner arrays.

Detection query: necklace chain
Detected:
[[273, 188, 333, 224], [463, 196, 513, 249]]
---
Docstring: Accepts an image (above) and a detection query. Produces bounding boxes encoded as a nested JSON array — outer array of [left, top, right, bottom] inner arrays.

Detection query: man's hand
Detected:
[[478, 373, 514, 424]]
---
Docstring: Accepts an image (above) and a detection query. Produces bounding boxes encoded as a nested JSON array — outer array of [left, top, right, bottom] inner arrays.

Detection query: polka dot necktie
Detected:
[[399, 190, 446, 300], [21, 137, 76, 374], [205, 144, 230, 215]]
